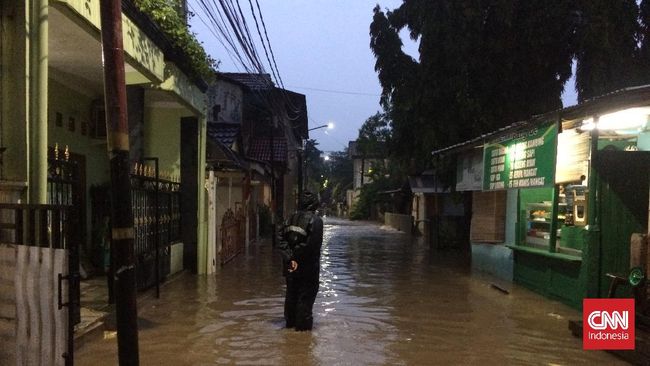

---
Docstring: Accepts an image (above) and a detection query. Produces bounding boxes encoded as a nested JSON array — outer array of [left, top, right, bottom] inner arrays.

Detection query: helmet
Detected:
[[299, 191, 319, 211]]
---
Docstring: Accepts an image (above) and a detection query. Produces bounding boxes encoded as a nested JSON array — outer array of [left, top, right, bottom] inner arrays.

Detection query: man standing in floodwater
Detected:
[[278, 191, 323, 331]]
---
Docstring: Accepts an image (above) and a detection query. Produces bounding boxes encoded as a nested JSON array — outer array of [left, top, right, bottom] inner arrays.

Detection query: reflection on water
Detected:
[[76, 218, 624, 365]]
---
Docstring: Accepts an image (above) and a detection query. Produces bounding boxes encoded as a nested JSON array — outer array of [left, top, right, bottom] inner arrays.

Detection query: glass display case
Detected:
[[525, 202, 567, 249]]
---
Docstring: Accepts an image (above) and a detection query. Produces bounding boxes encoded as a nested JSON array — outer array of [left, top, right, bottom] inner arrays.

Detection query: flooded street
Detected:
[[76, 218, 625, 365]]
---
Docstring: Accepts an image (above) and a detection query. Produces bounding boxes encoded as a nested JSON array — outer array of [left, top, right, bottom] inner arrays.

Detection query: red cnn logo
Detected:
[[583, 298, 635, 350]]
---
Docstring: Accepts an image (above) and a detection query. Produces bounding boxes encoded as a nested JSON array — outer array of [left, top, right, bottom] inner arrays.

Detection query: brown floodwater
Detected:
[[75, 218, 626, 365]]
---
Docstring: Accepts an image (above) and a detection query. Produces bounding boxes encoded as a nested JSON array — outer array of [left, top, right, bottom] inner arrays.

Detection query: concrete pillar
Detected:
[[205, 170, 216, 274], [196, 115, 208, 274], [28, 0, 48, 203]]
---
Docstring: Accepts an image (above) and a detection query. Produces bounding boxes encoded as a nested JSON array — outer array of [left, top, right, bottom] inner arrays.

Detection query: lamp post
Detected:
[[308, 122, 334, 132]]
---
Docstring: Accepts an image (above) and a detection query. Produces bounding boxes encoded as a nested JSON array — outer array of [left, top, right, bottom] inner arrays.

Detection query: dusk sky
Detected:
[[190, 1, 578, 153]]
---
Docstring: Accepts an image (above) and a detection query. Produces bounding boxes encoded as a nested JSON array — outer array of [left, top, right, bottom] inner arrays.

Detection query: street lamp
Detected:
[[308, 122, 334, 131]]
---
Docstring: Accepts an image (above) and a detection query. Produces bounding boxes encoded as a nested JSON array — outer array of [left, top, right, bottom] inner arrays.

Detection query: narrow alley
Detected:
[[74, 218, 624, 365]]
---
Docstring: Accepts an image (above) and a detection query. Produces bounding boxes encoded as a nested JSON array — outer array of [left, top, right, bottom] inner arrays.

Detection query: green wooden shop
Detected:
[[435, 85, 650, 309]]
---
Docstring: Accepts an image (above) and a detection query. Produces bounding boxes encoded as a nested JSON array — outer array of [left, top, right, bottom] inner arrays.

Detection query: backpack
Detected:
[[283, 211, 315, 250]]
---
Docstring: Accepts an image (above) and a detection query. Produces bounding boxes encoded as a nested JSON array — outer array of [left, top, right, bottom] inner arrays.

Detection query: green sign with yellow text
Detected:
[[482, 123, 557, 190]]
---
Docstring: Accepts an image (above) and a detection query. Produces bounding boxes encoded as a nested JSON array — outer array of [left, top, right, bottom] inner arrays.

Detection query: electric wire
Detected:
[[246, 0, 281, 87], [253, 0, 285, 90], [287, 85, 381, 97], [188, 2, 242, 71], [190, 0, 303, 129]]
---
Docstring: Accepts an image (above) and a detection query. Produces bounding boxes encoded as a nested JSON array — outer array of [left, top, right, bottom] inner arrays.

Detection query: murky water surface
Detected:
[[76, 218, 625, 365]]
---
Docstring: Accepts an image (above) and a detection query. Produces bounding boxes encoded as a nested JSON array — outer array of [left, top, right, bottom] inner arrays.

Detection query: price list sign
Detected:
[[482, 123, 557, 191]]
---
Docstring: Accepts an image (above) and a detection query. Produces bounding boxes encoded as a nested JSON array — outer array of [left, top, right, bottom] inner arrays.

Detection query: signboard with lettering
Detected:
[[482, 123, 557, 190]]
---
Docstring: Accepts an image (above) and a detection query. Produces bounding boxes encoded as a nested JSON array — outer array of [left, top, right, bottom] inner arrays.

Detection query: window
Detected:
[[470, 190, 506, 243]]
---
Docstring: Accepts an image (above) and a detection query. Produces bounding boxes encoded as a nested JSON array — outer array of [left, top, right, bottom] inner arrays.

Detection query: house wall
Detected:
[[4, 0, 209, 276], [470, 189, 516, 285], [353, 159, 362, 189], [48, 78, 110, 252], [0, 1, 29, 186], [353, 158, 382, 191], [283, 151, 299, 216], [208, 80, 243, 125], [262, 183, 272, 206], [143, 98, 208, 274], [143, 103, 183, 177]]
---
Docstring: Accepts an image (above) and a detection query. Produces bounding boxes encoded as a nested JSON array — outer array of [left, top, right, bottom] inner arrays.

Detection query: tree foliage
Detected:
[[133, 0, 218, 82], [348, 112, 412, 220], [303, 141, 352, 209], [574, 0, 641, 101], [369, 0, 649, 168], [357, 112, 390, 157], [326, 150, 353, 205], [303, 139, 325, 194]]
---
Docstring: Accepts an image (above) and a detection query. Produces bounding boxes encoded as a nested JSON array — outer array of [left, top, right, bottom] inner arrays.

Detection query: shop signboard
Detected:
[[456, 150, 483, 191], [483, 123, 557, 190]]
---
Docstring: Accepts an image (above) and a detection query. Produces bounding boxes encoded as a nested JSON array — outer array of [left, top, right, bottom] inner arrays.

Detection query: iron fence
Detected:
[[130, 161, 180, 291], [47, 144, 76, 207]]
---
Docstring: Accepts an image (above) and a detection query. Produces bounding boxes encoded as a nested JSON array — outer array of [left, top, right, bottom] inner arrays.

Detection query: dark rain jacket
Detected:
[[278, 211, 323, 278]]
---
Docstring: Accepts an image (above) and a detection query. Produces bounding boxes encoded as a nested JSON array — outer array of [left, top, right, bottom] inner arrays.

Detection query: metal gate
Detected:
[[0, 204, 79, 365], [47, 145, 82, 325], [130, 159, 180, 292], [220, 207, 245, 265]]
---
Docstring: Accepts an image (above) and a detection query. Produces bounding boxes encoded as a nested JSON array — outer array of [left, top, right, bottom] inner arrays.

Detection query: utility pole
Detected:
[[99, 0, 140, 364], [297, 141, 304, 208], [270, 116, 276, 247]]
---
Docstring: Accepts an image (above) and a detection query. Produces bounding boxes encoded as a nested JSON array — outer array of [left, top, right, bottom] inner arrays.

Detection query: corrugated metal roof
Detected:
[[431, 84, 650, 157]]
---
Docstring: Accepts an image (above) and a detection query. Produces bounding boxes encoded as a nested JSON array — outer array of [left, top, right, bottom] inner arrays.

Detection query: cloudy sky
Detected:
[[190, 1, 578, 153]]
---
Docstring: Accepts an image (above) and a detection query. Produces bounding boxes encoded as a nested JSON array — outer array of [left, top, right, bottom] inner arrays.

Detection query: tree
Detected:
[[357, 112, 390, 157], [639, 0, 650, 84], [348, 111, 412, 219], [370, 0, 648, 169], [574, 0, 641, 101], [303, 139, 325, 194], [325, 150, 353, 205], [370, 2, 576, 156], [638, 0, 650, 84]]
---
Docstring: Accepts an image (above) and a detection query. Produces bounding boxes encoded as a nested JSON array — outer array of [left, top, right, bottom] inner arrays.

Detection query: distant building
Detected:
[[346, 140, 386, 209], [205, 73, 308, 268]]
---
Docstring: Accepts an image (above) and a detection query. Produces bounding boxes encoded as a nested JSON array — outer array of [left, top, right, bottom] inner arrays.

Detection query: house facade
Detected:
[[1, 0, 215, 361], [346, 140, 385, 211], [205, 73, 307, 269]]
